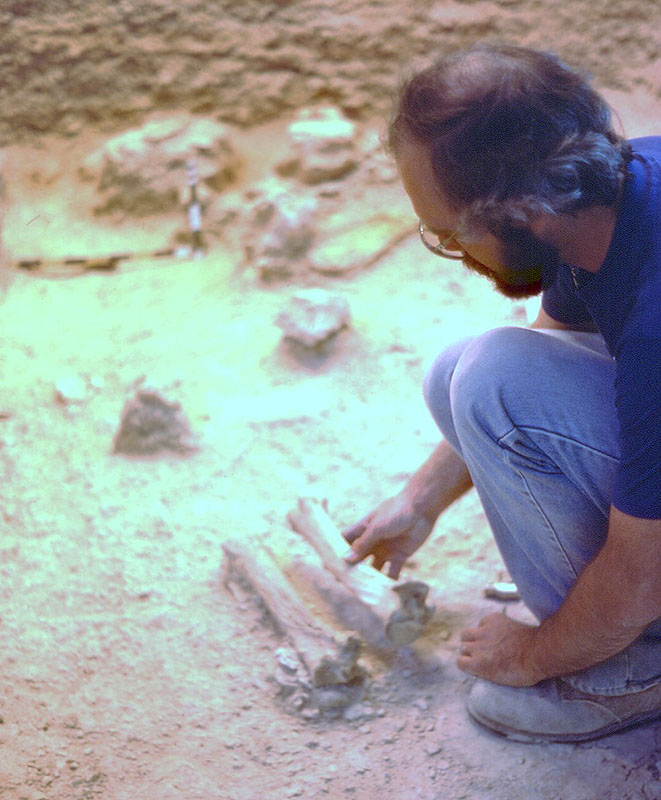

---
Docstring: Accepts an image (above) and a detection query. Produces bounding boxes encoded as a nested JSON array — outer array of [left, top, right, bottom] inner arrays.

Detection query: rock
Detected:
[[80, 115, 241, 216], [343, 702, 375, 722], [54, 375, 87, 405], [424, 741, 444, 756], [308, 216, 410, 275], [313, 684, 357, 711], [244, 179, 318, 282], [274, 647, 301, 673], [277, 107, 357, 185], [275, 289, 350, 349], [112, 388, 198, 456]]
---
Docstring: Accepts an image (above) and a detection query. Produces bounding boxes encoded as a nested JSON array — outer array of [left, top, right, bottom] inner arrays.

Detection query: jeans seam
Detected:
[[512, 426, 619, 464], [516, 468, 580, 581]]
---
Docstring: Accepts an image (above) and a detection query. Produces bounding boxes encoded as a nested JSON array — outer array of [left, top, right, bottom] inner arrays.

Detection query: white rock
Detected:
[[275, 289, 351, 348], [244, 179, 318, 282], [54, 375, 87, 405], [279, 107, 357, 185], [80, 115, 241, 216]]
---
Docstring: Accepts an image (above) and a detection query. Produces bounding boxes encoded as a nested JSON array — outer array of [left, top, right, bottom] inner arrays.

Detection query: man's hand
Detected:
[[342, 491, 435, 580], [458, 612, 545, 687]]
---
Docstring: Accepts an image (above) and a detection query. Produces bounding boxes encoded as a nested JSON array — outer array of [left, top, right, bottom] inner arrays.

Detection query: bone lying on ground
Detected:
[[287, 497, 434, 645], [222, 538, 365, 689]]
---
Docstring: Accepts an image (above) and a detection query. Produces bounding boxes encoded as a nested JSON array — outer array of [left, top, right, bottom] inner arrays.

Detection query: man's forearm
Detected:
[[405, 439, 473, 522], [528, 507, 661, 681]]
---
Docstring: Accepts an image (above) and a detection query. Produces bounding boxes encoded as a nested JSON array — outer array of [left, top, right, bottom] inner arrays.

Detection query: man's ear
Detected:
[[529, 213, 561, 243]]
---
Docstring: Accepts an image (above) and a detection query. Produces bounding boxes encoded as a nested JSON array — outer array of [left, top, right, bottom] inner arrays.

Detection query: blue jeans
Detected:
[[423, 326, 661, 695]]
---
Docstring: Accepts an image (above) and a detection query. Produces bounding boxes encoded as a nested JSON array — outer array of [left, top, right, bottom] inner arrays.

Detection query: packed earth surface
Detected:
[[1, 2, 660, 799]]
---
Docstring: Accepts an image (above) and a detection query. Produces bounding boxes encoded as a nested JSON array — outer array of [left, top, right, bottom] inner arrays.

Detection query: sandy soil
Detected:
[[1, 4, 660, 799]]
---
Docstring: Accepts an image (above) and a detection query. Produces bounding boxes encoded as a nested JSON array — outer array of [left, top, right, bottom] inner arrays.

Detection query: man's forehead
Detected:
[[395, 137, 459, 232]]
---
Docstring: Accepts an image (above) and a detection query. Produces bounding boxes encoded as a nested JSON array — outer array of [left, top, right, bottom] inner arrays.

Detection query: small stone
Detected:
[[343, 703, 374, 722], [347, 751, 371, 774], [55, 376, 87, 405], [112, 388, 198, 456], [281, 107, 357, 185], [275, 647, 300, 673], [358, 724, 371, 734], [273, 665, 300, 692], [244, 178, 317, 283], [424, 741, 444, 756], [313, 685, 354, 711], [275, 289, 350, 349]]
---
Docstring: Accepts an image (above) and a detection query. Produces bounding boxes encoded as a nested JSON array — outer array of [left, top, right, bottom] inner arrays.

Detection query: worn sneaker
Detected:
[[467, 677, 661, 743]]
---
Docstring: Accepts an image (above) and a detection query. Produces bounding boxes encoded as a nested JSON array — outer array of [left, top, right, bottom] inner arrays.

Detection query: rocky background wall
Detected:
[[1, 0, 660, 145]]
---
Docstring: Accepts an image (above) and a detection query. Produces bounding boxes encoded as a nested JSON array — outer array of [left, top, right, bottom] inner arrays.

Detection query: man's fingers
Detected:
[[343, 522, 386, 562], [371, 555, 386, 572], [341, 515, 371, 544], [457, 655, 474, 674], [387, 554, 406, 580], [460, 627, 479, 642], [344, 548, 365, 566]]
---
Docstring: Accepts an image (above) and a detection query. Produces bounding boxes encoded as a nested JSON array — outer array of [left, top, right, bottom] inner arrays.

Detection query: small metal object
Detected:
[[484, 581, 520, 601], [418, 221, 464, 260], [186, 159, 205, 258]]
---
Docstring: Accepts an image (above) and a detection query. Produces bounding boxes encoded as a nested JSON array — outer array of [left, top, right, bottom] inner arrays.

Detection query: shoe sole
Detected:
[[467, 706, 661, 744]]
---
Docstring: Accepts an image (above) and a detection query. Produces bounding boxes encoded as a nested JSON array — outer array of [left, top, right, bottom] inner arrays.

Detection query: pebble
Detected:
[[275, 647, 300, 673], [54, 375, 87, 405], [424, 741, 444, 756], [343, 702, 373, 722]]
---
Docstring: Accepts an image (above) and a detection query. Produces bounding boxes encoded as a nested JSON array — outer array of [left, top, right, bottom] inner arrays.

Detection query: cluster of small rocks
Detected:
[[275, 288, 351, 351], [229, 106, 403, 284], [79, 114, 241, 217], [272, 643, 372, 721], [70, 104, 404, 286]]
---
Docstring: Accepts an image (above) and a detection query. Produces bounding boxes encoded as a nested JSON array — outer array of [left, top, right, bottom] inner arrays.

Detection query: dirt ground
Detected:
[[1, 3, 660, 800]]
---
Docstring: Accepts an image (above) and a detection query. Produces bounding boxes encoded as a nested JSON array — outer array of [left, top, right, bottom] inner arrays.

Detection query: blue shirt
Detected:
[[542, 137, 661, 519]]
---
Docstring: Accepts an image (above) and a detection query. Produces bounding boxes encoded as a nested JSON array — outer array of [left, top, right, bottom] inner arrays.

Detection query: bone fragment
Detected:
[[222, 538, 363, 687], [287, 497, 434, 645]]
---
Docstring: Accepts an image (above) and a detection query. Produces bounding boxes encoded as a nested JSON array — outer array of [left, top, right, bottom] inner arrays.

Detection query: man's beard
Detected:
[[462, 226, 561, 299]]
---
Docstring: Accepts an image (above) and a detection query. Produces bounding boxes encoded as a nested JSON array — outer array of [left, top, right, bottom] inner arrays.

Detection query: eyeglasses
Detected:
[[419, 221, 465, 261]]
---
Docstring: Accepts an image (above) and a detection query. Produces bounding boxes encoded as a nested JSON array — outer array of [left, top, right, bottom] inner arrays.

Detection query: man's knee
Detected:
[[423, 337, 474, 434], [449, 326, 540, 431]]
